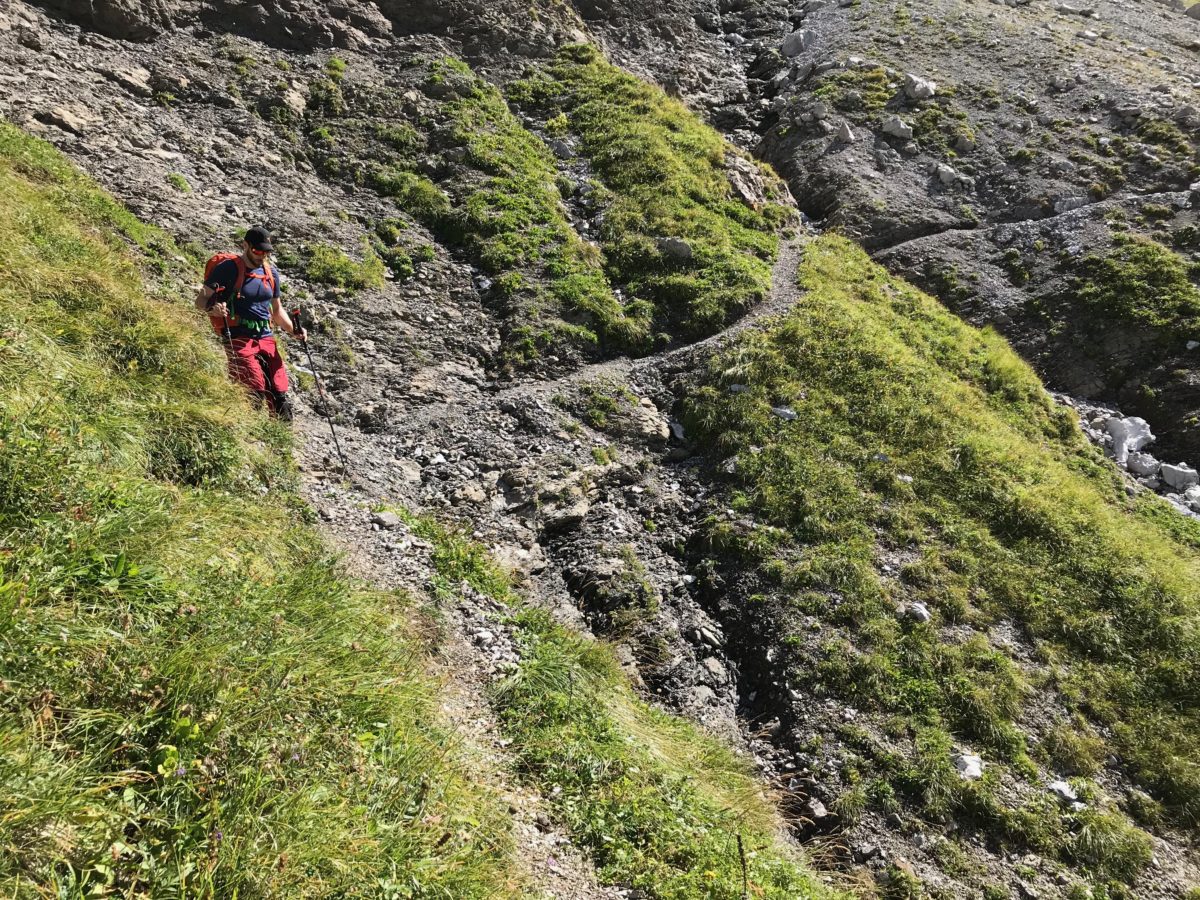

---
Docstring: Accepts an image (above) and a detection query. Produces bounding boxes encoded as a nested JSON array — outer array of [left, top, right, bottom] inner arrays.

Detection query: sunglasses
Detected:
[[247, 246, 271, 256]]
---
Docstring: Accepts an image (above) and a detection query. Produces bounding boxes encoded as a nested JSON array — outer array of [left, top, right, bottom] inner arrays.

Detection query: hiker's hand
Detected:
[[209, 301, 228, 319], [292, 326, 307, 342]]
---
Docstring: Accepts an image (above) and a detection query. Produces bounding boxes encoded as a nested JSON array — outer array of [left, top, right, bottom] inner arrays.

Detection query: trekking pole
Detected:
[[290, 305, 350, 473]]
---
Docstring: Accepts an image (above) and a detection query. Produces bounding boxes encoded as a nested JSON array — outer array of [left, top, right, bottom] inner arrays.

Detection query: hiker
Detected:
[[195, 227, 305, 420]]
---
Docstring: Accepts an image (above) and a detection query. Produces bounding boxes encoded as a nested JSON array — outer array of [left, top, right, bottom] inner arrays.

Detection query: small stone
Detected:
[[658, 236, 693, 261], [901, 602, 932, 623], [955, 753, 984, 780], [1187, 340, 1199, 350], [903, 73, 937, 100], [804, 798, 830, 820], [473, 629, 496, 646], [771, 406, 798, 421], [881, 114, 914, 139], [371, 511, 403, 529], [1049, 780, 1078, 802]]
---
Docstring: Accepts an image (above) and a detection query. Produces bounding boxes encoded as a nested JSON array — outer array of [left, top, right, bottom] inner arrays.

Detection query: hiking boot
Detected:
[[275, 392, 295, 423]]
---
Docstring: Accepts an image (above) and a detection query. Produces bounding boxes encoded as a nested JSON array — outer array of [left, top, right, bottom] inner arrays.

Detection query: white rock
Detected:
[[881, 114, 914, 139], [1127, 452, 1161, 477], [936, 163, 959, 185], [1187, 340, 1199, 350], [771, 406, 798, 421], [1106, 416, 1154, 465], [1049, 780, 1078, 802], [836, 121, 856, 142], [955, 753, 985, 780], [902, 602, 932, 623], [904, 73, 937, 100], [1162, 462, 1199, 491], [811, 100, 829, 121], [781, 29, 814, 57]]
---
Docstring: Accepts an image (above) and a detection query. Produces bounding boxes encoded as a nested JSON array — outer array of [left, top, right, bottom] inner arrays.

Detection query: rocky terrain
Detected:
[[2, 0, 1200, 897]]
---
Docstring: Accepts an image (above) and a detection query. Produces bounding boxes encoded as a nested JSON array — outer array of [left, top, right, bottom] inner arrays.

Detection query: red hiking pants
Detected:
[[226, 335, 289, 406]]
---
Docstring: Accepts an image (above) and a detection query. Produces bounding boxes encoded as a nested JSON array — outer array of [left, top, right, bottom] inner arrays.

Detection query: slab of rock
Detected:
[[904, 73, 937, 100], [781, 29, 814, 57], [1127, 452, 1161, 476], [38, 105, 95, 135], [836, 121, 856, 142], [104, 64, 153, 96], [1162, 462, 1199, 491], [371, 511, 403, 529], [614, 404, 671, 443], [881, 114, 914, 139], [657, 236, 693, 261]]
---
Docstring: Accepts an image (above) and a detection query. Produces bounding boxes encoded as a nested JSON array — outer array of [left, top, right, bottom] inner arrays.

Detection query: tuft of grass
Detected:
[[304, 242, 385, 290], [685, 234, 1199, 871], [0, 119, 519, 898], [166, 172, 191, 193]]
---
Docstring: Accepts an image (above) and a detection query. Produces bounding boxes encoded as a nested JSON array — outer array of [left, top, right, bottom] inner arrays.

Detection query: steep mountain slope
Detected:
[[0, 109, 840, 900], [2, 0, 1200, 897]]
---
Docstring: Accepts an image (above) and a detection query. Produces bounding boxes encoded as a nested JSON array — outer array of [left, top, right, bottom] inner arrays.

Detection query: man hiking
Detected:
[[195, 226, 305, 420]]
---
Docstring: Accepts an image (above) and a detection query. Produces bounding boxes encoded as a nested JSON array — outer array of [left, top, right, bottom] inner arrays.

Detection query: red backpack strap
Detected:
[[232, 256, 248, 298]]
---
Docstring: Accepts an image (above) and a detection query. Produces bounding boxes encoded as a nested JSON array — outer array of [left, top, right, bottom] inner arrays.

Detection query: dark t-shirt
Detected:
[[205, 258, 281, 338]]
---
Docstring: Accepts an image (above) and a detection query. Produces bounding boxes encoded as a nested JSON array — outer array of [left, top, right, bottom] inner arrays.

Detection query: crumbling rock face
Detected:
[[32, 0, 178, 40]]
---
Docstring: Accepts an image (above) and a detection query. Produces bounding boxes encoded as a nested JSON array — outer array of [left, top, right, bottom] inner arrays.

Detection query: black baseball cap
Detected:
[[244, 226, 275, 252]]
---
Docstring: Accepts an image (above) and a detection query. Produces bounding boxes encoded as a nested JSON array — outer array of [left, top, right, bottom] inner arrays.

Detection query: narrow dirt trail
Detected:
[[293, 445, 624, 900], [288, 233, 811, 898]]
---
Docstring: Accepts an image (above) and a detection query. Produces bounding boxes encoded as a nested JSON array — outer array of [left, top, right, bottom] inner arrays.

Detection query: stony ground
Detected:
[[3, 0, 1200, 896]]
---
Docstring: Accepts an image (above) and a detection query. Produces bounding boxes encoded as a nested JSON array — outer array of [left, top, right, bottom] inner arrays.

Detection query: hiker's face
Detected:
[[244, 242, 270, 260]]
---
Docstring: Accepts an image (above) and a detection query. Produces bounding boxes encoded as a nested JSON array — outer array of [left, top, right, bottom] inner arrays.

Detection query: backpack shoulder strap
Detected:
[[232, 256, 248, 298]]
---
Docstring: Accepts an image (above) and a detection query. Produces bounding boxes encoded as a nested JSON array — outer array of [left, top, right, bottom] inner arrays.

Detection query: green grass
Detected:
[[510, 44, 791, 341], [684, 235, 1200, 881], [1070, 232, 1200, 337], [304, 241, 386, 290], [404, 510, 841, 900], [434, 59, 644, 362], [166, 172, 191, 193], [0, 120, 519, 897]]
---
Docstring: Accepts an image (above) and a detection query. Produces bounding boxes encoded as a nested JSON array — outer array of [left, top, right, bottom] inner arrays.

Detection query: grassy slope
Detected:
[[0, 122, 518, 898], [509, 45, 792, 343], [401, 514, 844, 900], [301, 47, 790, 366], [686, 235, 1200, 889]]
